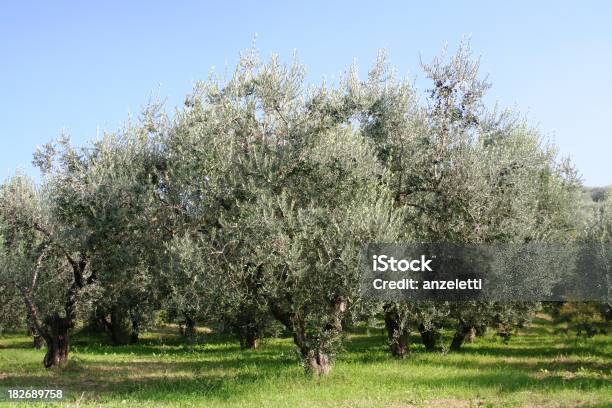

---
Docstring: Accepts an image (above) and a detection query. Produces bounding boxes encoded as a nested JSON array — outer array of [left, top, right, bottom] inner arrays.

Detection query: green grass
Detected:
[[0, 317, 610, 407]]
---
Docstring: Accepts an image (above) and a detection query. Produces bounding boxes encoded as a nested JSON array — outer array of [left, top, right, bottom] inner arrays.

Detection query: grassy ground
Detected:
[[0, 317, 610, 407]]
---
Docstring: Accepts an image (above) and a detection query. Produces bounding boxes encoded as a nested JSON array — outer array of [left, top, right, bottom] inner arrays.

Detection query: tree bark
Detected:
[[418, 323, 438, 351], [99, 311, 116, 343], [100, 307, 133, 345], [33, 332, 43, 349], [292, 326, 333, 375], [384, 307, 410, 358], [41, 253, 88, 367], [43, 314, 70, 368], [467, 326, 477, 343], [17, 243, 90, 368], [27, 325, 43, 349], [129, 308, 140, 344], [450, 322, 473, 351], [109, 309, 123, 345], [183, 314, 197, 344], [270, 299, 342, 375], [304, 349, 332, 376], [237, 325, 261, 350]]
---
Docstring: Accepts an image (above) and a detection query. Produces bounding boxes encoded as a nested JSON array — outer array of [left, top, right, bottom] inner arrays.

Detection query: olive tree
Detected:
[[34, 121, 167, 346], [357, 42, 581, 355], [158, 50, 402, 372], [0, 172, 95, 367], [0, 113, 167, 368]]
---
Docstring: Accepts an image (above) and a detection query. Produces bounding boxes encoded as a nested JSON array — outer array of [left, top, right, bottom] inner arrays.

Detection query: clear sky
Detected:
[[1, 1, 610, 186]]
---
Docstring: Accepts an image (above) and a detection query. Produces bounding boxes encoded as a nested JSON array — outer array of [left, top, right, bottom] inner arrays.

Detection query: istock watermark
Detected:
[[372, 254, 433, 272], [0, 388, 67, 402], [361, 243, 610, 302]]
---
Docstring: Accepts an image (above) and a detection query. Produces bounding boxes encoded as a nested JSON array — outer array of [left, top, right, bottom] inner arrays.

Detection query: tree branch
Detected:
[[18, 286, 51, 343]]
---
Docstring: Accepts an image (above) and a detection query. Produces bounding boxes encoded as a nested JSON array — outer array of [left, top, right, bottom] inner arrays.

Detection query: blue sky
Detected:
[[1, 1, 611, 186]]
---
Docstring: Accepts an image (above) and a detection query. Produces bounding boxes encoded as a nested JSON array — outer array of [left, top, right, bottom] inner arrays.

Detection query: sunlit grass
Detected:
[[0, 317, 610, 407]]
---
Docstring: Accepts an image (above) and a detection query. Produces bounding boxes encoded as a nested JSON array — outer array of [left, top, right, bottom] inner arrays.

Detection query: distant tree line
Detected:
[[0, 42, 609, 374]]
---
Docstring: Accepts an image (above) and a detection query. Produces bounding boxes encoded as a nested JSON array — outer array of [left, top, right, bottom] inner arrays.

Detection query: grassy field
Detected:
[[0, 316, 610, 407]]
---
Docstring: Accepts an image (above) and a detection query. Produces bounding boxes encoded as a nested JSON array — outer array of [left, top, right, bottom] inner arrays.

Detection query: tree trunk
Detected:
[[304, 350, 332, 376], [292, 328, 333, 376], [450, 323, 473, 351], [292, 322, 335, 375], [110, 309, 121, 344], [33, 333, 43, 349], [418, 323, 438, 351], [19, 251, 90, 368], [238, 326, 261, 350], [467, 326, 477, 343], [384, 308, 410, 358], [27, 325, 43, 349], [101, 307, 133, 345], [183, 315, 197, 344], [129, 308, 140, 344], [43, 314, 70, 368], [245, 328, 260, 349], [270, 301, 340, 376]]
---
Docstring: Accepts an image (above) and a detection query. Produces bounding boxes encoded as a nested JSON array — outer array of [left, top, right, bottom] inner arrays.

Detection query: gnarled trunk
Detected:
[[105, 308, 124, 345], [304, 349, 332, 376], [33, 333, 43, 349], [19, 251, 90, 368], [43, 314, 70, 368], [292, 328, 333, 375], [181, 314, 197, 345], [237, 325, 261, 350], [450, 322, 474, 351], [27, 325, 43, 349], [129, 308, 140, 344], [467, 326, 477, 343], [418, 323, 438, 351], [270, 298, 345, 376], [185, 315, 196, 339], [384, 307, 410, 358], [109, 309, 122, 344], [99, 307, 134, 345]]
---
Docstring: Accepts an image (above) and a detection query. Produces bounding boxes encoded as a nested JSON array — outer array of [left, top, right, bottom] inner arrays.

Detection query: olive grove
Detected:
[[0, 43, 604, 374]]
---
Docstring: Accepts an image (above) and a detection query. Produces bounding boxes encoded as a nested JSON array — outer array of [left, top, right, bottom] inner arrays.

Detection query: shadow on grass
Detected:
[[0, 352, 302, 403], [2, 322, 610, 404], [2, 354, 609, 404], [455, 343, 612, 359], [427, 355, 611, 374], [365, 369, 610, 394], [80, 352, 298, 373], [0, 372, 263, 402], [0, 340, 33, 349]]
